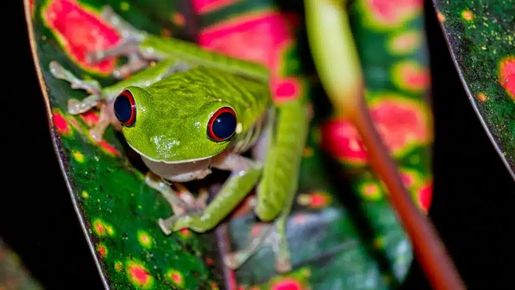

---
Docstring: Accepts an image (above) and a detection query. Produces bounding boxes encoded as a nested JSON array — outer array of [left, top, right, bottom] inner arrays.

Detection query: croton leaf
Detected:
[[432, 0, 515, 177], [25, 0, 432, 289]]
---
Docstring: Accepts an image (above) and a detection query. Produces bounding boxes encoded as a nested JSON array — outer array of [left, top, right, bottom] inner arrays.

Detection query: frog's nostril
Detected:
[[114, 90, 136, 126]]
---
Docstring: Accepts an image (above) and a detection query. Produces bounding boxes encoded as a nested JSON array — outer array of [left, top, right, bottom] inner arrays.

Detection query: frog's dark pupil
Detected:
[[114, 92, 135, 126], [212, 111, 236, 140]]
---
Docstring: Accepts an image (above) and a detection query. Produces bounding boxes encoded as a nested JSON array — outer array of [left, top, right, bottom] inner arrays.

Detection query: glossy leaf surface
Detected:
[[433, 0, 515, 177]]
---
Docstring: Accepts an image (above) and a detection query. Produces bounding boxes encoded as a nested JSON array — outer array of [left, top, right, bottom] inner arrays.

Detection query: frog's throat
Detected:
[[127, 143, 216, 164]]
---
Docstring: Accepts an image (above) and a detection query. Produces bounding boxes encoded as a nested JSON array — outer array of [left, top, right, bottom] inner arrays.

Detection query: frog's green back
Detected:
[[143, 35, 270, 83]]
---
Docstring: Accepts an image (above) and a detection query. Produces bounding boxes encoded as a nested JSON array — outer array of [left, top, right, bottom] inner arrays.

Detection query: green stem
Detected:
[[304, 0, 363, 117], [305, 1, 466, 289]]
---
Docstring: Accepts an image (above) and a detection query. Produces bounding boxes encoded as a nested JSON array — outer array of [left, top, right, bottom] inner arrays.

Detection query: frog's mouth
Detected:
[[127, 142, 216, 165], [140, 155, 213, 182]]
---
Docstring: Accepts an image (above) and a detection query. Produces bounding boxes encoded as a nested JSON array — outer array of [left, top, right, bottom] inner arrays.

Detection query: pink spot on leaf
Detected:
[[52, 110, 71, 135], [371, 99, 430, 152], [43, 0, 121, 74], [365, 0, 422, 28], [418, 181, 433, 213], [178, 228, 191, 238], [96, 244, 107, 258], [167, 269, 184, 287], [127, 261, 153, 288], [197, 12, 300, 102], [393, 61, 430, 92], [308, 192, 330, 208], [273, 78, 301, 102], [499, 56, 515, 99], [80, 111, 99, 126], [98, 140, 120, 157], [272, 278, 302, 290], [321, 98, 430, 162], [321, 119, 368, 164], [192, 0, 237, 14]]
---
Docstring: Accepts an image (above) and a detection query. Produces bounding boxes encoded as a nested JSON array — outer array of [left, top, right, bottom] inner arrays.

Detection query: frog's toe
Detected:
[[158, 216, 178, 235], [223, 252, 246, 270], [112, 58, 148, 79], [67, 99, 82, 114], [67, 95, 99, 114], [158, 215, 195, 235], [275, 255, 292, 273]]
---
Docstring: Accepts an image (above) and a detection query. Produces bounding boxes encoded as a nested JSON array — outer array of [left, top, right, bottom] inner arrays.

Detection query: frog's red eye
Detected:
[[208, 107, 237, 142], [114, 90, 136, 127]]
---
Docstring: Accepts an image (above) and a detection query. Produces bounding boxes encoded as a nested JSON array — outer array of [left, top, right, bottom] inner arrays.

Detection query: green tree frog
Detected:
[[50, 7, 309, 272]]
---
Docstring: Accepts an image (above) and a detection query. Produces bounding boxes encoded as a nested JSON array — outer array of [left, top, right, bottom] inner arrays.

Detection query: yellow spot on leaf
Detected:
[[72, 150, 85, 163], [477, 92, 488, 102], [96, 243, 108, 258], [137, 230, 153, 248], [437, 11, 446, 22], [114, 261, 123, 272], [360, 182, 382, 201], [303, 146, 313, 157], [120, 2, 130, 11], [461, 10, 474, 21], [92, 219, 115, 237], [166, 269, 184, 287], [388, 30, 421, 55], [373, 236, 385, 249]]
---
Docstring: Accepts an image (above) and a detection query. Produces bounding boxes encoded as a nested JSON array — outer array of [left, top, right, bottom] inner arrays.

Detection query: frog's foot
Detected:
[[113, 55, 149, 79], [87, 40, 149, 79], [158, 186, 209, 235], [67, 95, 100, 115], [50, 61, 104, 114], [145, 173, 190, 215], [223, 223, 274, 269], [274, 215, 292, 273], [50, 61, 102, 96], [88, 103, 117, 142], [145, 173, 209, 234], [224, 218, 291, 273], [85, 7, 149, 79]]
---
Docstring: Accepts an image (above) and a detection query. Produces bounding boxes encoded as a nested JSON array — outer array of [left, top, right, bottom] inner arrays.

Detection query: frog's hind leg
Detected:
[[233, 100, 308, 273], [223, 202, 293, 273], [223, 223, 274, 269], [145, 173, 212, 234], [87, 6, 150, 79], [273, 207, 293, 273], [158, 154, 262, 234]]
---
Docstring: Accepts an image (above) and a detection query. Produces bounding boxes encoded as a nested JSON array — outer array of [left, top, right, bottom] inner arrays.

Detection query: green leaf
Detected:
[[432, 0, 515, 177], [26, 0, 433, 289]]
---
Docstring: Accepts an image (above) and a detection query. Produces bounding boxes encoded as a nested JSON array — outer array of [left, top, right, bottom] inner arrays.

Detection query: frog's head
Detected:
[[113, 85, 238, 163]]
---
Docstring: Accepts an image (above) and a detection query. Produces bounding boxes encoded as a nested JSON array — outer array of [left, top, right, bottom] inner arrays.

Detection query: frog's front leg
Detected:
[[159, 153, 262, 234], [50, 61, 117, 141], [50, 59, 183, 140], [50, 61, 104, 114]]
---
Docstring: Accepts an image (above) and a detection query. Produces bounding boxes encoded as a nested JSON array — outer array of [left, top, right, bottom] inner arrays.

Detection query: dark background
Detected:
[[3, 1, 513, 289]]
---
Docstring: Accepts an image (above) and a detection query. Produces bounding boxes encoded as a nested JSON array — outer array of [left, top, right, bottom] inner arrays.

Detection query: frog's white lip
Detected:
[[127, 143, 215, 164]]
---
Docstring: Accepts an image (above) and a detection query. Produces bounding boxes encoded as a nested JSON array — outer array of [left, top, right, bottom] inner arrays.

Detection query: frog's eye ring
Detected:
[[114, 90, 136, 127], [208, 107, 237, 142]]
